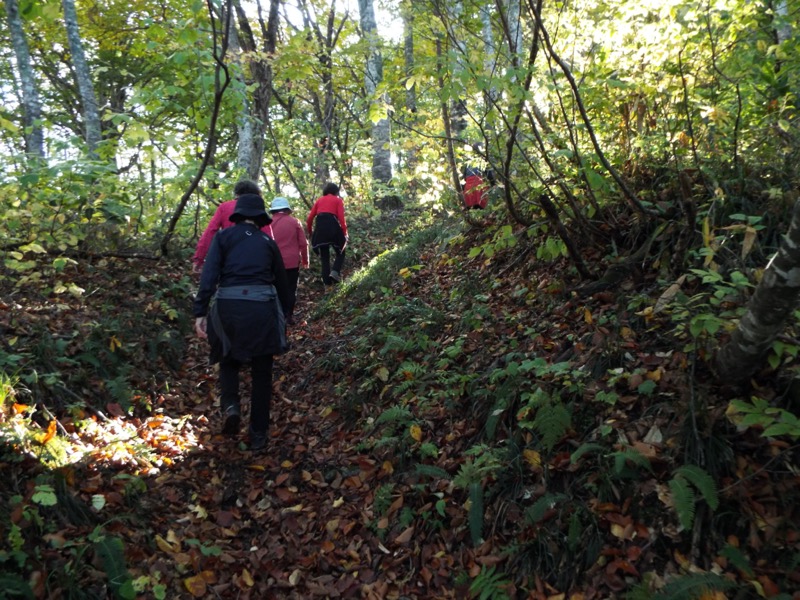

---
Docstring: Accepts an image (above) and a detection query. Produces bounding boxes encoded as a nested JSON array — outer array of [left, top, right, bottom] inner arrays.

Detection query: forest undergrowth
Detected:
[[1, 207, 799, 599]]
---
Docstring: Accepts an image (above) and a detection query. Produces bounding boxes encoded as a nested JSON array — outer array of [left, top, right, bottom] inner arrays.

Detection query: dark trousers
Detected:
[[318, 244, 345, 284], [285, 267, 299, 316], [219, 354, 274, 434]]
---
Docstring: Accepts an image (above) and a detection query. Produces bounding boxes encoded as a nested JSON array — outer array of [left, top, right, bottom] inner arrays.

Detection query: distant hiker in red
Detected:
[[306, 182, 348, 285], [192, 179, 275, 273], [462, 165, 493, 210], [269, 196, 309, 325], [193, 188, 289, 452]]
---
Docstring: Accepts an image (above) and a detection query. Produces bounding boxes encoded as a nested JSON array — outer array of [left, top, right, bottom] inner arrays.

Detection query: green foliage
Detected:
[[669, 465, 719, 531], [728, 397, 800, 439], [468, 565, 511, 600], [93, 535, 135, 600], [468, 482, 483, 546]]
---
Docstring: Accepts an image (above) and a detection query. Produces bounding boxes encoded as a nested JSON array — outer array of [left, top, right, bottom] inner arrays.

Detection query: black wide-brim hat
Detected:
[[230, 193, 272, 223]]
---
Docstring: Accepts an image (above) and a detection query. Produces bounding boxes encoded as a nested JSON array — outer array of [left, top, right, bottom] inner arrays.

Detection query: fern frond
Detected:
[[526, 492, 568, 524], [414, 464, 452, 480], [533, 402, 571, 451], [468, 482, 484, 546], [94, 535, 134, 599], [375, 405, 413, 426], [570, 442, 604, 464], [653, 572, 734, 600], [612, 448, 653, 476], [675, 465, 719, 510], [720, 544, 754, 578], [669, 476, 696, 530]]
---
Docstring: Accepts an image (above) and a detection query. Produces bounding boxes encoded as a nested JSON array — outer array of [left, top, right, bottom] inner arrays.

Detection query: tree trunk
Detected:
[[5, 0, 44, 159], [358, 0, 395, 206], [233, 0, 279, 182], [62, 0, 101, 156], [716, 200, 800, 383]]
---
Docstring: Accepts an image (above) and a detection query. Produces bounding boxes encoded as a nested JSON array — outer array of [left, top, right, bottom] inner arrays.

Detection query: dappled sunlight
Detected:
[[0, 401, 206, 474]]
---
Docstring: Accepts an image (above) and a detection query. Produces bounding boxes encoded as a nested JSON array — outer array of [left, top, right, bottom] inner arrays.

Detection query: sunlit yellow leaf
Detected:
[[409, 424, 423, 442], [333, 496, 345, 508]]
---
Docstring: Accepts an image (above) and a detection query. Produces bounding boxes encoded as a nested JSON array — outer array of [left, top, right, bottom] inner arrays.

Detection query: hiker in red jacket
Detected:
[[192, 180, 274, 273], [462, 165, 490, 210], [306, 182, 348, 285]]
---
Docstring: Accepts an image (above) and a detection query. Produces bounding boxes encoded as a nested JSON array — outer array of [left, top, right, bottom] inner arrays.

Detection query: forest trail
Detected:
[[143, 278, 432, 599]]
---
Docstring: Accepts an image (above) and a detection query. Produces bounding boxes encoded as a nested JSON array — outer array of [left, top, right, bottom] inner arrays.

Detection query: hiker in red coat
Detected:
[[462, 165, 490, 209], [192, 180, 275, 273], [306, 182, 348, 285]]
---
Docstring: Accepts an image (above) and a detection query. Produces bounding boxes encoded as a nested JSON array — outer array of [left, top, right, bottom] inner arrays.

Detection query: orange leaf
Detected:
[[13, 403, 29, 415], [41, 420, 56, 445]]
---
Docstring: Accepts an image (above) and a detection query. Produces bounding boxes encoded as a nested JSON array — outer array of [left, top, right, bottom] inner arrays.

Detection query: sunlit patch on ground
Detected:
[[0, 401, 206, 474]]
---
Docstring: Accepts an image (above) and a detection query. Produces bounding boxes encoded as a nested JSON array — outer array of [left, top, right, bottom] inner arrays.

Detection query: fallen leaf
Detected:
[[394, 526, 414, 545], [184, 575, 206, 597]]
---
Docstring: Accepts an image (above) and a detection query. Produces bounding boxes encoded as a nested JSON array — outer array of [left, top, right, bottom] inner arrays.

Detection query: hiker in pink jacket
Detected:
[[192, 180, 274, 272], [268, 196, 309, 324]]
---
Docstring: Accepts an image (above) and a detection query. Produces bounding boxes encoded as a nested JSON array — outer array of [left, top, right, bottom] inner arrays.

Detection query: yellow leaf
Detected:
[[376, 366, 389, 382], [183, 574, 207, 597], [523, 449, 542, 469], [742, 226, 757, 260], [409, 424, 423, 442], [155, 534, 179, 554], [289, 569, 302, 586], [333, 496, 345, 508], [241, 568, 255, 587], [584, 307, 592, 325], [109, 335, 121, 352], [320, 406, 333, 418]]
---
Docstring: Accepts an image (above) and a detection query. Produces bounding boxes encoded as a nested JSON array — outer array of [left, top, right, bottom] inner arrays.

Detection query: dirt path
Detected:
[[141, 281, 432, 599]]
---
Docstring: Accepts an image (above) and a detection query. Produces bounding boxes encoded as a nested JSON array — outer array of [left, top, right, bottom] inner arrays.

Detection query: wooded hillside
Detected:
[[1, 0, 799, 598]]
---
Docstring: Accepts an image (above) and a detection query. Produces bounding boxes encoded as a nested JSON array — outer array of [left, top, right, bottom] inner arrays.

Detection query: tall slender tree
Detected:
[[62, 0, 101, 156], [4, 0, 43, 159], [358, 0, 394, 202], [233, 0, 280, 181]]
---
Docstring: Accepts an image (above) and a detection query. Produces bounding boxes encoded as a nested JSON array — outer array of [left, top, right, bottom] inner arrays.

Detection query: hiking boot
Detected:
[[329, 270, 341, 283], [249, 429, 268, 452], [221, 405, 241, 436]]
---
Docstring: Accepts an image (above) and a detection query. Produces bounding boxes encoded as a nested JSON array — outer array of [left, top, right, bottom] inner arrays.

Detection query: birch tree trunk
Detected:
[[716, 200, 800, 383], [62, 0, 101, 156], [4, 0, 44, 159], [401, 0, 417, 189], [233, 0, 279, 182], [358, 0, 393, 198]]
